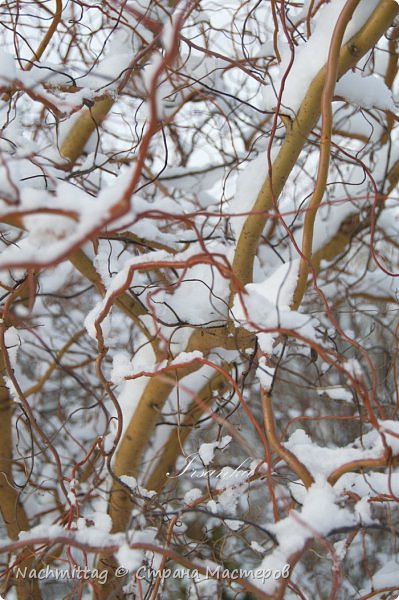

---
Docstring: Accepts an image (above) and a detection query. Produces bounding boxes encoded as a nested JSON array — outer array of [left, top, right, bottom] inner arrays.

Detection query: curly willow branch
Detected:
[[230, 0, 398, 294]]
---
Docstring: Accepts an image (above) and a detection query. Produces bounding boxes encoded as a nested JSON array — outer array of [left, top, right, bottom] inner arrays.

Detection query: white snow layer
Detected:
[[198, 435, 232, 465], [252, 479, 356, 594], [262, 0, 380, 113], [285, 421, 399, 480], [230, 151, 270, 239], [335, 72, 395, 111], [233, 259, 318, 351]]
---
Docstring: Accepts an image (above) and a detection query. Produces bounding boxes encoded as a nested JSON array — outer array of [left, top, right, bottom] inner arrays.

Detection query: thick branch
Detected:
[[231, 0, 398, 290]]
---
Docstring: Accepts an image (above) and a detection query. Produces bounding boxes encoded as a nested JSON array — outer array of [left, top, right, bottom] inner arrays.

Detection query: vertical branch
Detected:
[[0, 357, 41, 600], [231, 0, 397, 291], [261, 389, 314, 489], [291, 0, 360, 310], [26, 0, 63, 67]]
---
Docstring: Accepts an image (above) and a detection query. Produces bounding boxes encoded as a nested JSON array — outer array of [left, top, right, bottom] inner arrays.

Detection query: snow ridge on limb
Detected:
[[231, 0, 398, 293]]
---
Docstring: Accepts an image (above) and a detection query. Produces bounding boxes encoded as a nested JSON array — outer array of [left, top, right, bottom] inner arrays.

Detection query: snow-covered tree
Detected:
[[0, 1, 399, 598]]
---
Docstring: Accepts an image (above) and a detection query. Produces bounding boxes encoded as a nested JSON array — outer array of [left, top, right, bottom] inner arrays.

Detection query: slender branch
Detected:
[[231, 0, 398, 291], [291, 0, 361, 310], [261, 389, 314, 489]]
